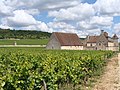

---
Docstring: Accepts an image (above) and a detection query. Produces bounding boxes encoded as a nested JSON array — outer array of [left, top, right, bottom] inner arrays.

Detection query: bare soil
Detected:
[[93, 53, 120, 90]]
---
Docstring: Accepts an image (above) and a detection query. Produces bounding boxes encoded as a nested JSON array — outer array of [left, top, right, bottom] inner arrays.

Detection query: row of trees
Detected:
[[0, 28, 51, 39]]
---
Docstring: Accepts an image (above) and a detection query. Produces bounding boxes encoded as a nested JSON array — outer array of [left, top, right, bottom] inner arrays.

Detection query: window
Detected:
[[99, 43, 101, 46], [91, 43, 92, 46], [95, 47, 97, 50]]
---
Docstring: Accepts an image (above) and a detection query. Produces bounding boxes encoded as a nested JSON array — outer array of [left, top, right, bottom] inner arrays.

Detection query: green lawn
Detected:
[[0, 39, 48, 45]]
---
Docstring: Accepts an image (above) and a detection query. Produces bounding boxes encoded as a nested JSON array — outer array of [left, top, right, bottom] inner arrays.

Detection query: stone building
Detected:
[[46, 30, 119, 51], [46, 32, 83, 50], [83, 30, 119, 51]]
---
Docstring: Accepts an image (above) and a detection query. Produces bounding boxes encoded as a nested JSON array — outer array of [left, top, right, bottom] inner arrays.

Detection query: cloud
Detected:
[[0, 1, 13, 17], [4, 0, 80, 11], [3, 10, 37, 27], [19, 21, 53, 32], [114, 23, 120, 33], [48, 3, 95, 21], [113, 23, 120, 39], [94, 0, 120, 16], [90, 16, 113, 26], [47, 21, 100, 36], [24, 9, 40, 15], [0, 24, 13, 29], [48, 22, 75, 29], [76, 20, 101, 36], [77, 20, 98, 30], [76, 16, 113, 31], [48, 22, 76, 33], [0, 10, 51, 32], [4, 0, 25, 8]]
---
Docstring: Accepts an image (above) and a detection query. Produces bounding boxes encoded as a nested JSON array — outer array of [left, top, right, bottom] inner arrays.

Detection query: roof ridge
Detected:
[[53, 32, 82, 46]]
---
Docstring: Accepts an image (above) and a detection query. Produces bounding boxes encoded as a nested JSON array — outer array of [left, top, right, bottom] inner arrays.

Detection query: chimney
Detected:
[[87, 35, 89, 40], [101, 30, 104, 34]]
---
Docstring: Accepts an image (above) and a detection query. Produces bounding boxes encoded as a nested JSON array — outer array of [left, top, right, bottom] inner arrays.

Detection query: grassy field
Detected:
[[0, 39, 48, 45]]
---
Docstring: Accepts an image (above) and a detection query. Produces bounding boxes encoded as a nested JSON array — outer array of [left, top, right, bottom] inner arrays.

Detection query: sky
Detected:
[[0, 0, 120, 40]]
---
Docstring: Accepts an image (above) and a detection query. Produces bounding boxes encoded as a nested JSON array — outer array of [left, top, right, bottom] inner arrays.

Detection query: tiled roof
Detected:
[[87, 36, 99, 43], [54, 32, 82, 46]]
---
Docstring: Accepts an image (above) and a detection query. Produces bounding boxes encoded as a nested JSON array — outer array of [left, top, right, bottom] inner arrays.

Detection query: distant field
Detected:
[[0, 39, 48, 45]]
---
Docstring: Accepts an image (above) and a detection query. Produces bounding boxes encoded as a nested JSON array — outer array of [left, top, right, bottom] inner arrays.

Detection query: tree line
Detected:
[[0, 28, 51, 39]]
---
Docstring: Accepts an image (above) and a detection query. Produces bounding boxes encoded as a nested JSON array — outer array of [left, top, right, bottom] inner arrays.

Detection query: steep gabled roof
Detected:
[[53, 32, 82, 46], [112, 34, 119, 39], [87, 36, 100, 43], [103, 32, 108, 37]]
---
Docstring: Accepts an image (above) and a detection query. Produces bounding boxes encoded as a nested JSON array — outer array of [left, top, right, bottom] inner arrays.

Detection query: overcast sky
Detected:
[[0, 0, 120, 39]]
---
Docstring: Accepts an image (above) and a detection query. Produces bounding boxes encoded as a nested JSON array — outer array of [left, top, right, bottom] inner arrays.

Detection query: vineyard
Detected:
[[0, 48, 114, 90]]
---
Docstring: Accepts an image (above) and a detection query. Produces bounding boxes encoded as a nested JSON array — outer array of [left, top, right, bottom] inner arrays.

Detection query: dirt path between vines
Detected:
[[93, 53, 120, 90]]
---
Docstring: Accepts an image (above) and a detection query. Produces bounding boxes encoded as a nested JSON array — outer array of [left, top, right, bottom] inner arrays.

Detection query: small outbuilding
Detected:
[[46, 32, 83, 50]]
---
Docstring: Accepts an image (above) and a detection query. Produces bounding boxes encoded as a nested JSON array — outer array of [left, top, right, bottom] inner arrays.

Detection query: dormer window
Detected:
[[99, 43, 101, 46]]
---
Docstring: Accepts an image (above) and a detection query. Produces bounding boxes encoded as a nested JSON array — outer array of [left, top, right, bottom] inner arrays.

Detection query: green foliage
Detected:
[[0, 48, 113, 90], [0, 28, 51, 39]]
